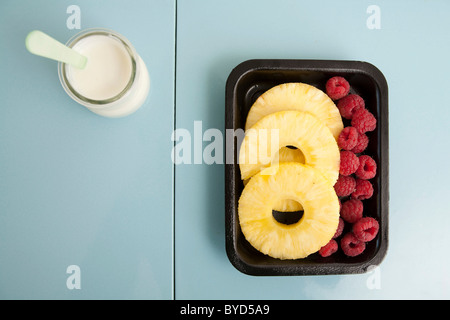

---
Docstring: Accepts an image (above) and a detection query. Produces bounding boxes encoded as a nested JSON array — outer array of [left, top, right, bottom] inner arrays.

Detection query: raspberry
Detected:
[[352, 217, 379, 242], [319, 239, 338, 257], [351, 178, 374, 200], [338, 126, 359, 150], [333, 218, 345, 239], [350, 132, 369, 154], [340, 199, 363, 223], [334, 174, 356, 197], [351, 108, 377, 134], [339, 151, 359, 176], [341, 232, 366, 257], [355, 155, 377, 180], [325, 76, 350, 100], [337, 94, 365, 119]]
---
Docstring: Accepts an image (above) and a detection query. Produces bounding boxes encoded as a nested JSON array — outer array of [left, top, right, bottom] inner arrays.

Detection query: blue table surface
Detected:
[[1, 0, 450, 299], [0, 0, 175, 299]]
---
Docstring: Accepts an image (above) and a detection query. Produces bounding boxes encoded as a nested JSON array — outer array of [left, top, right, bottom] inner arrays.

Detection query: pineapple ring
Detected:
[[239, 110, 340, 184], [238, 162, 340, 260], [245, 82, 344, 140], [243, 146, 305, 212]]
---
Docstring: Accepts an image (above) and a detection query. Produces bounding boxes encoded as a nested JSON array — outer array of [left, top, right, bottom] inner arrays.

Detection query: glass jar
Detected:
[[58, 28, 150, 118]]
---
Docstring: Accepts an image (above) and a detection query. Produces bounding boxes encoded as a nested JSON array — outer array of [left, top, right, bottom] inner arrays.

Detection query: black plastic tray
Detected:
[[225, 59, 389, 276]]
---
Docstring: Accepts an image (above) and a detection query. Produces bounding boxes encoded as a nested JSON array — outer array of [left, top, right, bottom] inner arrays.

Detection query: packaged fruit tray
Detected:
[[225, 59, 388, 276]]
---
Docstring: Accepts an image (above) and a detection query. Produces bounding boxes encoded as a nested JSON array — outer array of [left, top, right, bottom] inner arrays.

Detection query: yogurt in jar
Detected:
[[59, 29, 150, 118]]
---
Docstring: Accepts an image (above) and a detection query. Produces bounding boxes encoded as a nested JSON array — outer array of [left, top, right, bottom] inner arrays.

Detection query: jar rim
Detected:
[[58, 28, 137, 107]]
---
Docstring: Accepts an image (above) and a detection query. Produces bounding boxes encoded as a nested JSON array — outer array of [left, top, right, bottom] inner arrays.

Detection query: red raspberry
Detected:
[[352, 217, 379, 242], [319, 239, 338, 257], [351, 178, 374, 200], [350, 132, 369, 154], [339, 151, 359, 176], [337, 94, 365, 119], [351, 108, 377, 134], [333, 218, 345, 239], [340, 199, 363, 223], [356, 155, 377, 180], [334, 174, 356, 197], [341, 232, 366, 257], [326, 76, 350, 100], [338, 126, 359, 150]]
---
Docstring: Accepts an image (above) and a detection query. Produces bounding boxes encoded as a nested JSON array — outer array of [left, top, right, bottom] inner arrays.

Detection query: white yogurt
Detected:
[[60, 29, 150, 118], [68, 35, 133, 101]]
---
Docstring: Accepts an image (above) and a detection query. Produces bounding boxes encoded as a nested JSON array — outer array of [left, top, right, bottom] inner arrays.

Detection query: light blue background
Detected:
[[0, 0, 175, 299], [1, 0, 449, 300], [175, 0, 450, 299]]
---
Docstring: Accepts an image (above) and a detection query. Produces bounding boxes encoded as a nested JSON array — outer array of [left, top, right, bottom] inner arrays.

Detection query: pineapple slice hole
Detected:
[[272, 199, 304, 225]]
